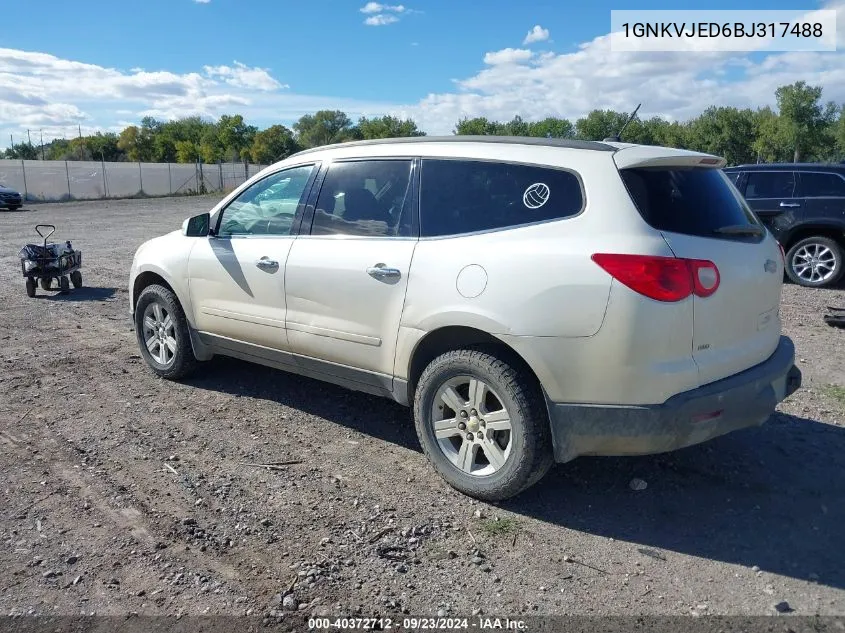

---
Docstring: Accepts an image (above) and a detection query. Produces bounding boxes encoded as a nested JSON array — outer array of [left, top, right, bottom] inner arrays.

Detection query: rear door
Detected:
[[796, 170, 845, 227], [618, 158, 783, 387], [742, 170, 800, 239]]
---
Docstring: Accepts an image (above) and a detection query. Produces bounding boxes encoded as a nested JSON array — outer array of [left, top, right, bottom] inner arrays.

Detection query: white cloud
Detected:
[[360, 2, 415, 25], [404, 0, 845, 134], [364, 14, 399, 26], [3, 0, 845, 147], [203, 61, 285, 91], [194, 0, 211, 4], [0, 48, 399, 146], [483, 48, 533, 65], [360, 2, 405, 13], [523, 25, 550, 45]]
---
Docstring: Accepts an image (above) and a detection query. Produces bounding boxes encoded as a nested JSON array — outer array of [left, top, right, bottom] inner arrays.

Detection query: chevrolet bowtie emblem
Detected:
[[764, 259, 777, 273]]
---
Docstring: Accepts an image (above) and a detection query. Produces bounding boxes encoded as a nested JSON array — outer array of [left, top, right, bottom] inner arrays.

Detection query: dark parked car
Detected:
[[724, 163, 845, 288], [0, 184, 23, 210]]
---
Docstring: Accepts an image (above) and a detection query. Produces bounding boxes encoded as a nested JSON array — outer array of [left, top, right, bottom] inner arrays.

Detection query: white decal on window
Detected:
[[523, 182, 550, 209]]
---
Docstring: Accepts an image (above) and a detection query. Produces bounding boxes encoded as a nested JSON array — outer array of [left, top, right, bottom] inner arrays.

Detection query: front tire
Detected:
[[786, 236, 844, 288], [135, 284, 198, 380], [413, 348, 553, 501]]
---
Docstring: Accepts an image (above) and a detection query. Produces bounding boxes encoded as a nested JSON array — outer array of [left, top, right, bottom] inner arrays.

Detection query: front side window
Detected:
[[744, 171, 796, 199], [217, 164, 316, 236], [419, 159, 583, 237], [798, 172, 845, 198], [311, 160, 413, 237]]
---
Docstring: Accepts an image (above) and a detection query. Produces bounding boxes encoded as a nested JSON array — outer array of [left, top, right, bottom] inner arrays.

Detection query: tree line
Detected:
[[3, 81, 845, 166]]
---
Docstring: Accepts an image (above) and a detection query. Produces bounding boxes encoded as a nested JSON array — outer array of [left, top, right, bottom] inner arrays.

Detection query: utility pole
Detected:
[[78, 124, 82, 139], [27, 129, 32, 147], [40, 130, 45, 161]]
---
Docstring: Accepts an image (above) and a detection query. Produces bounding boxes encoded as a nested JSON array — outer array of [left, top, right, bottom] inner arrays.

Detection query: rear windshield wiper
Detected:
[[713, 224, 764, 237]]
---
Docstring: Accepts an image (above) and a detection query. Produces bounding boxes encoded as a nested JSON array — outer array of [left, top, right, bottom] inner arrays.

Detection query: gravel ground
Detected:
[[1, 197, 844, 625]]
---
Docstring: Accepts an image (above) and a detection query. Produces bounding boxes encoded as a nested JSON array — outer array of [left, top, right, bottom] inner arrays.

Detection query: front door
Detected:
[[188, 163, 318, 352], [284, 158, 417, 389]]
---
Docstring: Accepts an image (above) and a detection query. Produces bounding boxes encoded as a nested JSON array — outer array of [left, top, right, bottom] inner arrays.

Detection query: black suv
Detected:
[[724, 163, 845, 288]]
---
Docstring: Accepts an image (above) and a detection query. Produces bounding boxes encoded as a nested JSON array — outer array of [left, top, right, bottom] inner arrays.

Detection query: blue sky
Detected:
[[1, 0, 843, 148]]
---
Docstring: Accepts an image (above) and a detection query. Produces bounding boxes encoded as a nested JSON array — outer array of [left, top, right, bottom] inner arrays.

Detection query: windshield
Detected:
[[621, 167, 761, 240]]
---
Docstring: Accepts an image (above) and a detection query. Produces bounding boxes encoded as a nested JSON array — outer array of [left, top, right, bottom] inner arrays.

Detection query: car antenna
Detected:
[[603, 103, 641, 142]]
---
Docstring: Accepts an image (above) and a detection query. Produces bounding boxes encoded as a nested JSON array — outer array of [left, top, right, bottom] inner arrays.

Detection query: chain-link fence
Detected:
[[0, 159, 268, 203]]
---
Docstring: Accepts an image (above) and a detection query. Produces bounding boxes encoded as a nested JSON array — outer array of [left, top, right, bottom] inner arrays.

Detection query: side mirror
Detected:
[[182, 212, 211, 237]]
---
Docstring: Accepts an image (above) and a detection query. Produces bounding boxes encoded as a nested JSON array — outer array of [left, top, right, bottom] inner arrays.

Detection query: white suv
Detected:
[[129, 136, 802, 500]]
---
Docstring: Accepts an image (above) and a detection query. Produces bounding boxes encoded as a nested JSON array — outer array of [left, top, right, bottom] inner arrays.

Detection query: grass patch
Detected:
[[820, 384, 845, 406], [477, 517, 521, 537]]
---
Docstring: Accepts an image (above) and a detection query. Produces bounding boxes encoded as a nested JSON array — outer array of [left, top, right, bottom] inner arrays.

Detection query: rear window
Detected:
[[621, 167, 760, 239]]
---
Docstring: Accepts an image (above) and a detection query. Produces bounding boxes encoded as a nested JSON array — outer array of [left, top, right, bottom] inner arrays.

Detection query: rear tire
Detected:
[[40, 278, 51, 291], [70, 271, 82, 288], [135, 284, 198, 380], [786, 236, 844, 288], [59, 276, 70, 293], [413, 348, 554, 501]]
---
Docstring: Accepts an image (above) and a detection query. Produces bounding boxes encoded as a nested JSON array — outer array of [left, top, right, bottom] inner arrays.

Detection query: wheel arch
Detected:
[[405, 325, 546, 407], [131, 267, 212, 361], [781, 224, 845, 251]]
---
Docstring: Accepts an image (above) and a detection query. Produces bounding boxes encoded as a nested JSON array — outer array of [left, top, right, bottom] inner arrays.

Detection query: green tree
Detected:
[[117, 125, 154, 162], [3, 142, 39, 160], [199, 127, 224, 164], [45, 139, 72, 160], [686, 107, 757, 166], [250, 125, 301, 163], [454, 117, 499, 135], [528, 117, 575, 139], [574, 110, 630, 141], [355, 115, 425, 139], [751, 107, 791, 163], [293, 110, 355, 148], [775, 81, 836, 162], [834, 105, 845, 161], [175, 140, 201, 163], [218, 114, 258, 161]]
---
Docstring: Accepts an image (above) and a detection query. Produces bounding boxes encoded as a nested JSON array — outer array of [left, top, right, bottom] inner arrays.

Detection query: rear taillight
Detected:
[[591, 253, 720, 302]]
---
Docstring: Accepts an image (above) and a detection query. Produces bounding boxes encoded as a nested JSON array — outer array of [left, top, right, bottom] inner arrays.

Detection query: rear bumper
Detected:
[[547, 336, 801, 462]]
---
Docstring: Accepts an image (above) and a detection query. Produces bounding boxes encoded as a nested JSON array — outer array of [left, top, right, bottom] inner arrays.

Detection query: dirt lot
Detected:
[[1, 197, 844, 625]]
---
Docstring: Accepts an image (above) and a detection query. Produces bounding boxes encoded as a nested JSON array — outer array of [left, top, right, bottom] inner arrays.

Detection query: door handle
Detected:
[[367, 264, 401, 282], [255, 257, 279, 271], [779, 202, 801, 208]]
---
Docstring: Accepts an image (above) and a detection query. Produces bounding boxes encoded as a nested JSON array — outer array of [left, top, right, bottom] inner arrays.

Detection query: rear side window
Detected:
[[744, 171, 796, 199], [621, 167, 760, 238], [420, 159, 583, 237], [798, 172, 845, 197]]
